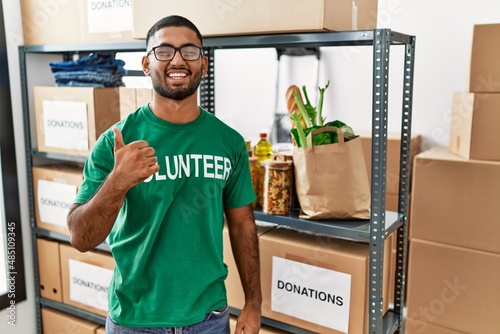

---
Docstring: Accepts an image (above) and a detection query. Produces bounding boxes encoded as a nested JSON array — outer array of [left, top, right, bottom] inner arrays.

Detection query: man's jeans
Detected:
[[105, 304, 230, 334]]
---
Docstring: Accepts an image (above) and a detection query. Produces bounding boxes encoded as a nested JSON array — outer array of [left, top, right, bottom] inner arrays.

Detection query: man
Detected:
[[67, 15, 261, 334]]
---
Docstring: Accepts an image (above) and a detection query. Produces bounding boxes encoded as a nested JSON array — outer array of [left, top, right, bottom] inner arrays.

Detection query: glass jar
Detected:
[[262, 156, 293, 215], [249, 157, 261, 208]]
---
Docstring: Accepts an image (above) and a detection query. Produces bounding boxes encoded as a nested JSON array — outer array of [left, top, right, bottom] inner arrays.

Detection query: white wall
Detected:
[[216, 0, 500, 151], [1, 0, 36, 333]]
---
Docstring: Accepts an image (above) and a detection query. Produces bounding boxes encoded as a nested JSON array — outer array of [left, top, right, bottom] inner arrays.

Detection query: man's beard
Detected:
[[151, 68, 202, 101]]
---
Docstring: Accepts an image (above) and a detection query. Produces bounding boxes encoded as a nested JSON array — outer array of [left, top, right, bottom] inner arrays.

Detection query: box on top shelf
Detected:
[[59, 243, 115, 317], [132, 0, 378, 39], [469, 23, 500, 93], [410, 146, 500, 254], [21, 0, 135, 45], [258, 227, 391, 334], [449, 91, 500, 161], [406, 239, 500, 334], [34, 86, 121, 157], [41, 308, 100, 334], [32, 164, 83, 236]]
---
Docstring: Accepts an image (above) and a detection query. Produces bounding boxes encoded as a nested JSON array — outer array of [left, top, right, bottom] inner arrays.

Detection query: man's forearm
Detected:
[[67, 172, 128, 252], [226, 207, 262, 307]]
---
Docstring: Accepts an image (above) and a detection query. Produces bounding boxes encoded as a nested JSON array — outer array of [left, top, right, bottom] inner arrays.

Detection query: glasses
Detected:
[[146, 45, 203, 61]]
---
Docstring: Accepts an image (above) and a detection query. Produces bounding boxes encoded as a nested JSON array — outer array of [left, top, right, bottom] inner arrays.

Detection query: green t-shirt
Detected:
[[74, 105, 256, 327]]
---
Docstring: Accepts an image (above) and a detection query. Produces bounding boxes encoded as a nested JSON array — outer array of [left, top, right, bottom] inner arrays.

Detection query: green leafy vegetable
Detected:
[[288, 81, 357, 148]]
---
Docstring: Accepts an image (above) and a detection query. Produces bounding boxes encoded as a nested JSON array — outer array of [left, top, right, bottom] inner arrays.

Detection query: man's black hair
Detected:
[[146, 15, 203, 48]]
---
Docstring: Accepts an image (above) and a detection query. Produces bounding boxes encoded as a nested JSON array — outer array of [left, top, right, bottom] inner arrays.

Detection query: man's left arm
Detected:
[[225, 204, 262, 334]]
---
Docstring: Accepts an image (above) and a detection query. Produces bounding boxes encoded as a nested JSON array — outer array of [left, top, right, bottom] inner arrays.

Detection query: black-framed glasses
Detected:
[[146, 45, 203, 61]]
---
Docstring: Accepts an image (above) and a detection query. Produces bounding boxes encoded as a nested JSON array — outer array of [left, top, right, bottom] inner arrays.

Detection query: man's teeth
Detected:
[[169, 73, 187, 78]]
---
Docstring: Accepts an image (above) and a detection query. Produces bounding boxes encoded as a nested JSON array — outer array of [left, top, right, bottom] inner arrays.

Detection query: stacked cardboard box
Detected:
[[406, 147, 500, 333], [407, 25, 500, 333], [450, 23, 500, 161]]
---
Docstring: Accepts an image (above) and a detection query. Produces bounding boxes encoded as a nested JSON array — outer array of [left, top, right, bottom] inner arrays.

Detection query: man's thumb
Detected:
[[113, 127, 125, 152]]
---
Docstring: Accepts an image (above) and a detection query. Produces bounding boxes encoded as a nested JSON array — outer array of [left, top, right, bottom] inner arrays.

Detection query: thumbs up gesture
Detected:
[[111, 127, 160, 190]]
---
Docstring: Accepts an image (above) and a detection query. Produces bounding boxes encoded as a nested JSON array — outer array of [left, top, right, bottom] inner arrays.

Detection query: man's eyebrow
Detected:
[[155, 42, 201, 48]]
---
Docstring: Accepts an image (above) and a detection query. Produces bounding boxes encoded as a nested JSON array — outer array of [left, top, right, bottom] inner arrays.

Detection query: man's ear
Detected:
[[202, 56, 209, 76], [142, 55, 151, 76]]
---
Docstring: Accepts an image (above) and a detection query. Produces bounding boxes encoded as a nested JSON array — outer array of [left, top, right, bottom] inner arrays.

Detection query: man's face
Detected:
[[143, 26, 207, 101]]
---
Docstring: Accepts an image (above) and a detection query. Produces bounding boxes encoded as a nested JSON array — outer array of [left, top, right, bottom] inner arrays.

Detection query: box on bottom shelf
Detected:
[[258, 227, 391, 334], [41, 308, 100, 334], [59, 243, 115, 317], [37, 238, 62, 302]]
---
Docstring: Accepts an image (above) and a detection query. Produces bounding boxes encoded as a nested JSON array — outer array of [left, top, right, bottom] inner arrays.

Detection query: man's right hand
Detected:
[[112, 127, 160, 190]]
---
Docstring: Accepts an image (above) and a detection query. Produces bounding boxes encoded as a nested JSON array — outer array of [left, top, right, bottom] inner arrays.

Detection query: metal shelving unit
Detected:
[[20, 28, 415, 334]]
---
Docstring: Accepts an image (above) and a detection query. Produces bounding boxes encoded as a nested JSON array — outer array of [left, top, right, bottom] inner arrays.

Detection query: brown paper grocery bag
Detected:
[[293, 126, 370, 220]]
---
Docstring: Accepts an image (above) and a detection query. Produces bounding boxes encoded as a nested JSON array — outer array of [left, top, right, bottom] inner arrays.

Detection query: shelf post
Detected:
[[19, 45, 43, 334], [200, 47, 215, 114], [394, 35, 416, 334], [369, 29, 391, 334]]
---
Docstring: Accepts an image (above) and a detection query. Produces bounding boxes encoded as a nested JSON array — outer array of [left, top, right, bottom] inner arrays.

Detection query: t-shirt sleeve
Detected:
[[74, 130, 115, 204], [222, 140, 256, 209]]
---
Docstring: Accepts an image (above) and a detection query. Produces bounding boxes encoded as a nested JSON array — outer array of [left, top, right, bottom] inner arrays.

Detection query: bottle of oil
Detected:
[[253, 132, 273, 163], [253, 131, 272, 208]]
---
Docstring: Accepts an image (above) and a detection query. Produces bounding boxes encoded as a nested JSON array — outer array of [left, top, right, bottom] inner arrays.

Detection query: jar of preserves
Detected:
[[262, 155, 293, 215]]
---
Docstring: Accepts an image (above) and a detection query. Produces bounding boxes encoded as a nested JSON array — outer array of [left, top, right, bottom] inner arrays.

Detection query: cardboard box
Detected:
[[136, 87, 153, 108], [37, 238, 62, 302], [360, 133, 422, 195], [41, 308, 99, 334], [21, 0, 135, 45], [449, 91, 500, 161], [409, 146, 500, 254], [224, 222, 275, 310], [119, 87, 153, 120], [406, 239, 500, 334], [132, 0, 378, 39], [32, 165, 83, 236], [230, 315, 288, 333], [96, 327, 106, 334], [60, 243, 115, 317], [406, 317, 465, 334], [469, 23, 500, 93], [34, 86, 121, 157], [259, 227, 391, 334]]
